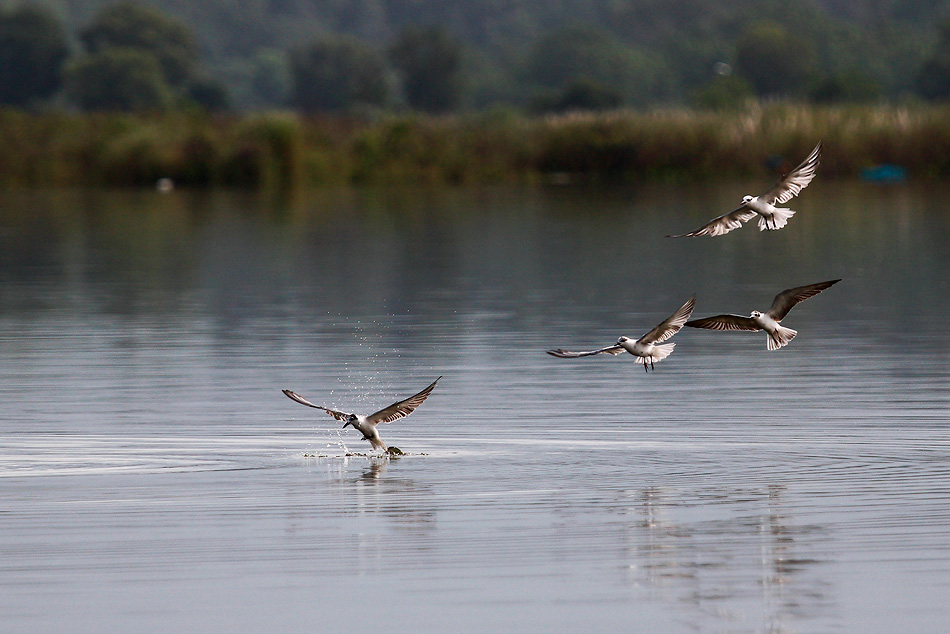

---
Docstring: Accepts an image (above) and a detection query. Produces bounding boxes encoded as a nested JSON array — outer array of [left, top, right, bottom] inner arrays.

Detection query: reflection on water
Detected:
[[628, 484, 834, 632], [0, 183, 948, 633]]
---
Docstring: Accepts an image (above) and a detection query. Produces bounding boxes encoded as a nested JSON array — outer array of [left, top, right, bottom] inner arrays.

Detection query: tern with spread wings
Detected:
[[669, 142, 821, 237], [547, 295, 695, 372], [685, 280, 840, 350], [282, 377, 441, 451]]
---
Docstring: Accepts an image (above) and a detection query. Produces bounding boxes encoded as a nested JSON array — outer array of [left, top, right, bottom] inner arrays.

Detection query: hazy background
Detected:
[[3, 0, 950, 112]]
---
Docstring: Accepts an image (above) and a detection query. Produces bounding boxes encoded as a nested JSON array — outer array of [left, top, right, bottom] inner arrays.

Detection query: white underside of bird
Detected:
[[619, 337, 678, 366], [743, 196, 796, 231], [343, 415, 388, 450], [750, 310, 799, 351]]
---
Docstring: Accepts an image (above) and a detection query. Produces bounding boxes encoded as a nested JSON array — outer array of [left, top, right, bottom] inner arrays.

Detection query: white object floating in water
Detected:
[[156, 178, 174, 193]]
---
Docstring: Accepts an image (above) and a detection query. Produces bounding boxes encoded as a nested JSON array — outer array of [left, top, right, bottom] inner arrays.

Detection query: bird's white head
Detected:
[[742, 195, 754, 204], [343, 413, 358, 429], [750, 310, 762, 318], [617, 336, 629, 344]]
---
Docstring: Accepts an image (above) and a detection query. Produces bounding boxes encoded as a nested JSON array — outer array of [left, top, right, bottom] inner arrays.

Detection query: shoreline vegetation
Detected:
[[2, 104, 948, 189]]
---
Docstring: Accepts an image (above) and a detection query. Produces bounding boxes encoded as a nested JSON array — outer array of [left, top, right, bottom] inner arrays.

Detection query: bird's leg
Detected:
[[651, 357, 655, 371], [643, 361, 649, 373]]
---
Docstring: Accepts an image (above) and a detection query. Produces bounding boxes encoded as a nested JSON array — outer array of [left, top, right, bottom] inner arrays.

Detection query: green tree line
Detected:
[[4, 0, 950, 112]]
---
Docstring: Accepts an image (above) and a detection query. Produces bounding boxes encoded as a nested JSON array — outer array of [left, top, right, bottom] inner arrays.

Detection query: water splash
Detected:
[[326, 428, 349, 454]]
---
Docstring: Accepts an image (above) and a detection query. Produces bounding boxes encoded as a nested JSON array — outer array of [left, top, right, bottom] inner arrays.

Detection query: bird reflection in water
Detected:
[[360, 458, 389, 481], [627, 485, 834, 631]]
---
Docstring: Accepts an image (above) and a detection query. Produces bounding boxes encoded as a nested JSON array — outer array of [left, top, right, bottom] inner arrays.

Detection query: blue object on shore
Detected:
[[861, 164, 906, 183]]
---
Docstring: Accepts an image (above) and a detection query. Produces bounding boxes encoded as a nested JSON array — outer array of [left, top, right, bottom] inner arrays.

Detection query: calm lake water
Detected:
[[1, 182, 948, 633]]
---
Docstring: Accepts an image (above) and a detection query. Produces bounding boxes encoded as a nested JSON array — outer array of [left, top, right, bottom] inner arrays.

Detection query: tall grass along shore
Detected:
[[1, 105, 948, 189]]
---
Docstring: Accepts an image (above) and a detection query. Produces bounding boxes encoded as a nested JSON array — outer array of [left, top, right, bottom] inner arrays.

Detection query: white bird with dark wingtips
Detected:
[[547, 295, 696, 372], [282, 377, 441, 452], [685, 280, 840, 350], [668, 141, 822, 237]]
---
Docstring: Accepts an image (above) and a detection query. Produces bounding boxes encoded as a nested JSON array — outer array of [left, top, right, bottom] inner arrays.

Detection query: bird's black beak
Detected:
[[342, 421, 351, 429]]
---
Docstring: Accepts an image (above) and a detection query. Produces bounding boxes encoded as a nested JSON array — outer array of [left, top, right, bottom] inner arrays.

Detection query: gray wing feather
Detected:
[[366, 377, 441, 425], [685, 314, 761, 332], [766, 279, 841, 321], [637, 295, 696, 345], [760, 141, 821, 205], [667, 207, 757, 238], [547, 345, 625, 358], [282, 390, 351, 421]]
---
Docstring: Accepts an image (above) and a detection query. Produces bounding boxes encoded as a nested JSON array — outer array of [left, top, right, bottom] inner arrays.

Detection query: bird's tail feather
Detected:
[[636, 342, 675, 364], [767, 326, 797, 350], [758, 208, 796, 231]]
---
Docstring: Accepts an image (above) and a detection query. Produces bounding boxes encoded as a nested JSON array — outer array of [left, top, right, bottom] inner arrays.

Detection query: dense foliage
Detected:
[[4, 105, 950, 188], [0, 5, 68, 106], [78, 3, 197, 87], [289, 36, 391, 112], [2, 0, 950, 111], [389, 26, 463, 113], [65, 48, 173, 111]]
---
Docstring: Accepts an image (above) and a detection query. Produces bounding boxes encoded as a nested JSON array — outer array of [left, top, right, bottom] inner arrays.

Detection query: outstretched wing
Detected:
[[766, 279, 841, 321], [667, 207, 757, 238], [759, 141, 821, 205], [366, 377, 442, 425], [282, 389, 351, 422], [547, 345, 625, 358], [685, 314, 760, 332], [637, 295, 696, 345]]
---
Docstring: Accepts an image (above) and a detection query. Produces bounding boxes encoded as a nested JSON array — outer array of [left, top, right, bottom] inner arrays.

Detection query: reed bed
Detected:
[[2, 104, 950, 188]]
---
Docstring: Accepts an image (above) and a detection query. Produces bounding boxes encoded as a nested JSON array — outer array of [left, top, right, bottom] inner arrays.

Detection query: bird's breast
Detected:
[[622, 339, 650, 356]]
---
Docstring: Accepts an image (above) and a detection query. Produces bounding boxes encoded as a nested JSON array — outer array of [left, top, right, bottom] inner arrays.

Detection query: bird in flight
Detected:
[[547, 295, 696, 372], [684, 280, 840, 350], [282, 377, 441, 452], [668, 141, 822, 237]]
